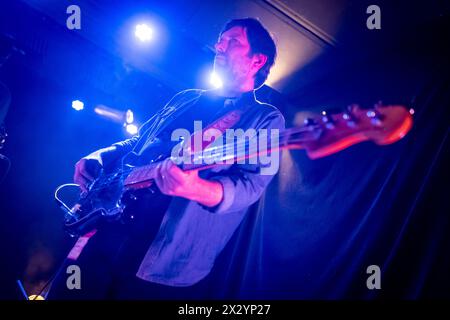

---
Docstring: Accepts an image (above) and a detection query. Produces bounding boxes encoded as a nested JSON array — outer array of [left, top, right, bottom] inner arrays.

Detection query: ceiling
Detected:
[[3, 0, 449, 96]]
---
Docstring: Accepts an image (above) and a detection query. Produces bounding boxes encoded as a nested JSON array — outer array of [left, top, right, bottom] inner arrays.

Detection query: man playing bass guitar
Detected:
[[49, 18, 284, 299]]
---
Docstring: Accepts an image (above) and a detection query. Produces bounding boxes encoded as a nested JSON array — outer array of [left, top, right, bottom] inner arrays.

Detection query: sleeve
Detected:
[[204, 110, 285, 214], [100, 89, 201, 167], [98, 116, 154, 168]]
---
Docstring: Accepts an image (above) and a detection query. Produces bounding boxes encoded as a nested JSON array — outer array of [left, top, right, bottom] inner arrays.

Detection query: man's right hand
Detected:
[[74, 157, 102, 194]]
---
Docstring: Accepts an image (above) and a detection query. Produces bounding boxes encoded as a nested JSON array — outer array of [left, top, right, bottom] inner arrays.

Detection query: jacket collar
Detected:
[[202, 89, 257, 108]]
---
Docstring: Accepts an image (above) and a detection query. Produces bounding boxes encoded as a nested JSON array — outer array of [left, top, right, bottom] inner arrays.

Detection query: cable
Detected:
[[54, 183, 80, 217], [28, 256, 71, 300]]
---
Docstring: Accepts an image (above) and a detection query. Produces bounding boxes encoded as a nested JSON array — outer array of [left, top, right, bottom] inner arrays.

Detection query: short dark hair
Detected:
[[220, 18, 277, 89]]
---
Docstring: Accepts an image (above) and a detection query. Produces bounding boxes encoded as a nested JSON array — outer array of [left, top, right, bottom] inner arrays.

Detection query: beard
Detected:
[[213, 60, 232, 86], [213, 55, 252, 88]]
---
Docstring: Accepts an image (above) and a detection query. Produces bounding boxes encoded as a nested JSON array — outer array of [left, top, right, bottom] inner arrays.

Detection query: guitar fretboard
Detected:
[[123, 125, 322, 186]]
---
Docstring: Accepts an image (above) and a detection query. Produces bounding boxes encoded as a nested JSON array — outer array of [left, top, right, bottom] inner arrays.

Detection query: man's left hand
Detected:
[[154, 159, 223, 208]]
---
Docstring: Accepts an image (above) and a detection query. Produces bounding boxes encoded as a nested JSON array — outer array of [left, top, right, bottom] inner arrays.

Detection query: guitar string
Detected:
[[101, 125, 317, 178], [84, 126, 322, 194], [85, 126, 322, 194]]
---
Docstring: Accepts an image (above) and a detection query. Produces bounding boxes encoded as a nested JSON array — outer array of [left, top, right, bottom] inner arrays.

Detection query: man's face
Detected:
[[214, 26, 260, 88]]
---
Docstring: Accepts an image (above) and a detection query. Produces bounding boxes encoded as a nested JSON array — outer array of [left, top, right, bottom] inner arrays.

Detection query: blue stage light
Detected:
[[126, 109, 134, 124], [72, 100, 84, 111], [135, 24, 153, 42], [210, 72, 223, 88], [126, 124, 138, 135]]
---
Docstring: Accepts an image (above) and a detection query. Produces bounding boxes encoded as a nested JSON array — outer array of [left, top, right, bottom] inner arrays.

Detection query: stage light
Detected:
[[126, 109, 134, 124], [94, 104, 124, 123], [135, 24, 153, 42], [126, 124, 138, 135], [210, 72, 223, 88], [72, 100, 84, 111]]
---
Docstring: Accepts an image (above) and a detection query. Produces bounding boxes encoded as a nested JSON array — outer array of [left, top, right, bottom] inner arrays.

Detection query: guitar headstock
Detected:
[[290, 103, 414, 159]]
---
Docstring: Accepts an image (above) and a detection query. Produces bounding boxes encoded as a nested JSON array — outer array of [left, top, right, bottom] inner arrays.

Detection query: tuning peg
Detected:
[[303, 117, 317, 126], [321, 111, 335, 129], [342, 111, 356, 127], [366, 109, 383, 126]]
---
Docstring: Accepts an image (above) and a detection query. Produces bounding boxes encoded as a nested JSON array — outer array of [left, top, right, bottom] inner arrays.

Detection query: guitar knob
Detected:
[[128, 193, 138, 201]]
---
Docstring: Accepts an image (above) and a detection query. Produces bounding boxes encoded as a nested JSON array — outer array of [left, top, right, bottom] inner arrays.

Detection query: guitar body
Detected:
[[63, 152, 171, 236]]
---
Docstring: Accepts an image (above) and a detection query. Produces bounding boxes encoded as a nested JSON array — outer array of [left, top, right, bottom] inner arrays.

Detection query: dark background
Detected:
[[0, 0, 449, 299]]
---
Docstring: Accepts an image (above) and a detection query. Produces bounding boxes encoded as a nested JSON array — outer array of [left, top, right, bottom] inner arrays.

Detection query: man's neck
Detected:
[[218, 83, 254, 98]]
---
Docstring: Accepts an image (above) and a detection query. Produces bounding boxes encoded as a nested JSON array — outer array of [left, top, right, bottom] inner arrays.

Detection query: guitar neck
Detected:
[[122, 104, 413, 188], [123, 125, 321, 187]]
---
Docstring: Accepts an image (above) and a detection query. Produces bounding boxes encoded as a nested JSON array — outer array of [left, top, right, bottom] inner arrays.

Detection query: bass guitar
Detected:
[[55, 104, 413, 236]]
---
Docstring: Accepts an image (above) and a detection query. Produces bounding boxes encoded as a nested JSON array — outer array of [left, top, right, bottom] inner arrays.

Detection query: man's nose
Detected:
[[215, 40, 226, 54]]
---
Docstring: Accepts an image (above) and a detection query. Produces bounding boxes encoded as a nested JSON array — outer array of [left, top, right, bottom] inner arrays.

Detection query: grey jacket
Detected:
[[107, 89, 285, 286]]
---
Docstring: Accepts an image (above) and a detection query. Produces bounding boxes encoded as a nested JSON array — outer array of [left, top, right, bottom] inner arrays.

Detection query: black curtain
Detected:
[[207, 16, 450, 299], [1, 1, 449, 300]]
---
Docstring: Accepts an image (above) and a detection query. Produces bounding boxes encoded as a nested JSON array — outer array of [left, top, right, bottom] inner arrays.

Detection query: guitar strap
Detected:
[[188, 106, 242, 153], [66, 229, 97, 261]]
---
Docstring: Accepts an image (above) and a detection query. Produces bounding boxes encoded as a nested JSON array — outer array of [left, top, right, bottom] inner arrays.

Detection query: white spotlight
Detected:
[[72, 100, 84, 111], [135, 24, 153, 42], [210, 72, 223, 89], [126, 124, 138, 135], [126, 109, 134, 124]]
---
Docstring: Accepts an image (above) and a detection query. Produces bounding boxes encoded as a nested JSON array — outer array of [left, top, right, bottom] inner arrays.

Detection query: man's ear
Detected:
[[252, 53, 268, 71]]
